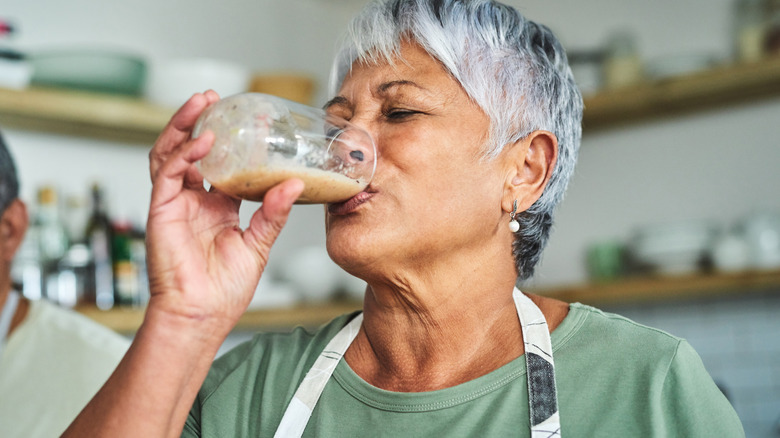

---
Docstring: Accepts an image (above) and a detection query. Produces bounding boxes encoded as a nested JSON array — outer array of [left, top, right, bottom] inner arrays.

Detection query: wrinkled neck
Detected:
[[345, 278, 524, 392]]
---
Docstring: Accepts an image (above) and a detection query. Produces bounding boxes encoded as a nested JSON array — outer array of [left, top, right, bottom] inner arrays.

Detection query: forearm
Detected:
[[63, 306, 230, 437]]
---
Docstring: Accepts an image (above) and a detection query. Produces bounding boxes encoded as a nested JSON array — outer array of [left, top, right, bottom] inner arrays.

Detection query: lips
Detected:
[[327, 189, 375, 215]]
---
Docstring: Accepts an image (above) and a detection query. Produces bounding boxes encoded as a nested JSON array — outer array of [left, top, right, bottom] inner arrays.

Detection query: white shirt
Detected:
[[0, 298, 129, 438]]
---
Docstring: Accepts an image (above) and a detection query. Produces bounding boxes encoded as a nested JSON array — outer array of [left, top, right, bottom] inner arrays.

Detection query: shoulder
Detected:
[[556, 303, 686, 388], [556, 304, 744, 436], [563, 303, 683, 353], [21, 299, 130, 360]]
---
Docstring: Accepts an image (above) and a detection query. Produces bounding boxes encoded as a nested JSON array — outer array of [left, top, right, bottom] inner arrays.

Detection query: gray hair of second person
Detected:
[[329, 0, 584, 280], [0, 130, 20, 215]]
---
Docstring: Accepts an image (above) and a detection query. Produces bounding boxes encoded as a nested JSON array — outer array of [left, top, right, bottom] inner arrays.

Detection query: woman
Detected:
[[66, 0, 743, 436]]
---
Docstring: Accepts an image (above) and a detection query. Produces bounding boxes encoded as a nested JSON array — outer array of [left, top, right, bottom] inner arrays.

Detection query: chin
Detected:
[[325, 223, 380, 276]]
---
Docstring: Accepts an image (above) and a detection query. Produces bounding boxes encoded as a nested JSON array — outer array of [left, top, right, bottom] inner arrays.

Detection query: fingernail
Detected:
[[288, 179, 304, 195]]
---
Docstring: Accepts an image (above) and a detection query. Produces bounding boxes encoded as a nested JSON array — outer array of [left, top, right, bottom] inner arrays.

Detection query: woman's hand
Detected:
[[63, 92, 303, 438], [145, 90, 304, 336]]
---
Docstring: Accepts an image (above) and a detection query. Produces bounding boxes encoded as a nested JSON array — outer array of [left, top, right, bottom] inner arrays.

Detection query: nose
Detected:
[[344, 116, 382, 165], [324, 119, 376, 181], [329, 127, 375, 165]]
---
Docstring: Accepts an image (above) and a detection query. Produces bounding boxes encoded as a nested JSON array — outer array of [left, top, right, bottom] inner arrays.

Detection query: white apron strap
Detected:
[[274, 290, 561, 438], [273, 312, 363, 438], [513, 288, 561, 437]]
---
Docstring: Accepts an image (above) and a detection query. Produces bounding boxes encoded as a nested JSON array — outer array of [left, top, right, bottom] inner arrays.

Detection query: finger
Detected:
[[150, 131, 215, 210], [243, 179, 304, 258], [203, 89, 221, 104], [183, 164, 205, 191], [149, 92, 219, 181]]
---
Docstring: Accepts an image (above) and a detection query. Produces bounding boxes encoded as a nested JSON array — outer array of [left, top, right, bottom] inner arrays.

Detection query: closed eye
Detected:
[[384, 109, 422, 121]]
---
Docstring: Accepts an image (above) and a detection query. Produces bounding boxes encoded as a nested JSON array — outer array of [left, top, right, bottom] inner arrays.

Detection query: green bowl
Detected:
[[30, 50, 146, 96]]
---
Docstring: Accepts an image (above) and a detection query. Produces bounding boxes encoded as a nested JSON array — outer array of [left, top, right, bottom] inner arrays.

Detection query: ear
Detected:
[[0, 200, 29, 263], [501, 130, 558, 215]]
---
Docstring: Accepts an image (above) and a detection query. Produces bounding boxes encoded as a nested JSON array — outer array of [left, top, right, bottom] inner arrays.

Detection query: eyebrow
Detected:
[[323, 80, 429, 110], [322, 96, 349, 111], [377, 80, 427, 93]]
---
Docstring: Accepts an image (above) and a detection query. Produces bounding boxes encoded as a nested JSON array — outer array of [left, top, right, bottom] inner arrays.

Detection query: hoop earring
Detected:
[[509, 200, 520, 232]]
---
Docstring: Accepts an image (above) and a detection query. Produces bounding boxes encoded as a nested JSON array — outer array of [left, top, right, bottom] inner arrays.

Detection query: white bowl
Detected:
[[0, 57, 32, 89], [144, 57, 250, 108], [629, 221, 716, 274]]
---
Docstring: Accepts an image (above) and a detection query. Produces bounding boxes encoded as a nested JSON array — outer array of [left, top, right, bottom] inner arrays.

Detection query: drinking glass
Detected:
[[193, 93, 376, 204]]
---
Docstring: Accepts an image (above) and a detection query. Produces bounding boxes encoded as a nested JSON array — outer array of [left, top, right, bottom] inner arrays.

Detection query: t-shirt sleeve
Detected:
[[659, 340, 745, 437], [180, 393, 202, 437], [181, 408, 200, 437]]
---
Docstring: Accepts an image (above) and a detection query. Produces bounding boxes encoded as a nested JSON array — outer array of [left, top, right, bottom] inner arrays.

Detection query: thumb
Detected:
[[243, 179, 305, 258]]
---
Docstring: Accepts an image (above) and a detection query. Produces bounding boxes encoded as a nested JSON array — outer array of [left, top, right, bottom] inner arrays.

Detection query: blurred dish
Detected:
[[585, 240, 624, 281], [0, 49, 32, 89], [628, 221, 716, 275], [711, 232, 751, 273], [29, 50, 146, 95], [645, 54, 719, 80], [144, 57, 250, 108], [742, 212, 780, 270], [567, 49, 605, 96]]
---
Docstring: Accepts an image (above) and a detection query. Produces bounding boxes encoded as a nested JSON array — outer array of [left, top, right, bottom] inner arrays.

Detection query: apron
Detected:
[[0, 290, 21, 362], [274, 287, 561, 437]]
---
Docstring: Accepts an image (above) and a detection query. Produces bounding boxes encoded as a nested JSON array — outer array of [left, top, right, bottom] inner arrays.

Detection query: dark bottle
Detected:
[[85, 183, 114, 310]]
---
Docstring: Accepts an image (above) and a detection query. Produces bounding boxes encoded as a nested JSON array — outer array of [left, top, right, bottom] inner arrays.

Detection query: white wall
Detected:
[[4, 0, 779, 289]]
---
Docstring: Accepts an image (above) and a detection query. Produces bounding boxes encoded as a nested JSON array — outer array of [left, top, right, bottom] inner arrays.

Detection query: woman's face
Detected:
[[325, 41, 511, 280]]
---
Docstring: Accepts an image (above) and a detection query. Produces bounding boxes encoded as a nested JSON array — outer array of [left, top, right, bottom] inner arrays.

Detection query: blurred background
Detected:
[[1, 0, 779, 435]]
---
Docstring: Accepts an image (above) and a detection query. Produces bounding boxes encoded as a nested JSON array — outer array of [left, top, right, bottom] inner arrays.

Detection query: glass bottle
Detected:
[[56, 243, 91, 308], [112, 219, 139, 307], [130, 225, 149, 307], [11, 227, 43, 300], [34, 186, 69, 303], [84, 183, 114, 310]]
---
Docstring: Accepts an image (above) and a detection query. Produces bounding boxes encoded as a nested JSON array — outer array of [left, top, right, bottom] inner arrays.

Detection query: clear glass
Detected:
[[193, 93, 376, 204]]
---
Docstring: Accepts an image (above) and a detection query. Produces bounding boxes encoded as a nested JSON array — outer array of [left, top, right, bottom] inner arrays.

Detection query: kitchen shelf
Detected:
[[2, 56, 780, 142], [537, 268, 780, 307], [0, 86, 173, 143], [78, 268, 780, 334], [582, 55, 780, 131], [77, 300, 363, 334]]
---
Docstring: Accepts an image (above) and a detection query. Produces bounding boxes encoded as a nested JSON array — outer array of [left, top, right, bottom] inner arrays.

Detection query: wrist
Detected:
[[140, 300, 234, 352]]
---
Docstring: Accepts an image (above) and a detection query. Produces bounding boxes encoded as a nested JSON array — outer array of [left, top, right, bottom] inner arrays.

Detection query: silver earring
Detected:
[[509, 200, 520, 232]]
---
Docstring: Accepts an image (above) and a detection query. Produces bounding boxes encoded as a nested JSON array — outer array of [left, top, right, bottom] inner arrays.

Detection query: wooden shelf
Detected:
[[76, 300, 363, 334], [0, 86, 172, 144], [532, 268, 780, 306], [77, 268, 780, 334], [582, 55, 780, 131], [2, 56, 780, 142]]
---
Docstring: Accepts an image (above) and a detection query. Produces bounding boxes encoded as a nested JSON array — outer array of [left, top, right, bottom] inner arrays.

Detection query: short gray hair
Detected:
[[0, 130, 20, 215], [329, 0, 583, 280]]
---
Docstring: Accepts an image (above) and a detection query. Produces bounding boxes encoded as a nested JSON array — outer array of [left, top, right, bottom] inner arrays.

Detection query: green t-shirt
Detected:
[[183, 303, 744, 437]]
